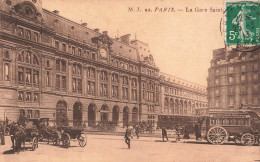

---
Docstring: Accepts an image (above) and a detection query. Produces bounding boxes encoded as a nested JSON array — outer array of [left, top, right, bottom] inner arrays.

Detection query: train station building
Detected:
[[207, 46, 260, 115], [0, 0, 207, 127]]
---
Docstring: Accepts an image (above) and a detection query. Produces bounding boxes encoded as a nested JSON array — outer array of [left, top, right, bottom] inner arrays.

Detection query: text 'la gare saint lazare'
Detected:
[[128, 7, 223, 13]]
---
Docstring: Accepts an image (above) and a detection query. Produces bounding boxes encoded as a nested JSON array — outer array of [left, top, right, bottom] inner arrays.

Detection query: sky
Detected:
[[42, 0, 225, 86]]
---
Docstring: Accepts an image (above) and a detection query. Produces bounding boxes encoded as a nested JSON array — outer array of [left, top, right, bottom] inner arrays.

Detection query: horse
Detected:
[[9, 124, 26, 153]]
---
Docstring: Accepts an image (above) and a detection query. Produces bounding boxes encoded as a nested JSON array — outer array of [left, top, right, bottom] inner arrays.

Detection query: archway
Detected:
[[112, 106, 119, 125], [56, 100, 68, 126], [73, 102, 83, 126], [132, 107, 138, 124], [123, 106, 129, 126], [100, 104, 109, 123], [88, 103, 96, 126]]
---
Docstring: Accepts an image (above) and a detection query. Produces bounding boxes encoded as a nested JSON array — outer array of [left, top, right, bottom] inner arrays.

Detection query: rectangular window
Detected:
[[56, 75, 60, 90], [18, 67, 24, 83], [25, 68, 31, 84], [241, 74, 246, 82], [73, 78, 76, 92], [33, 70, 39, 85], [25, 30, 31, 40], [62, 76, 66, 90], [28, 110, 33, 118], [55, 41, 59, 50], [228, 76, 234, 83], [78, 79, 82, 94], [86, 51, 90, 58], [4, 63, 9, 81], [26, 92, 31, 101], [18, 91, 24, 101], [241, 65, 246, 72], [228, 66, 234, 73], [33, 92, 39, 102], [92, 53, 96, 60], [56, 60, 60, 71], [62, 43, 66, 52], [34, 32, 38, 42], [215, 78, 219, 84], [78, 48, 82, 56], [46, 71, 50, 87], [18, 27, 24, 37], [72, 46, 76, 55], [62, 61, 66, 72], [253, 74, 259, 80], [254, 63, 258, 71], [240, 86, 246, 96]]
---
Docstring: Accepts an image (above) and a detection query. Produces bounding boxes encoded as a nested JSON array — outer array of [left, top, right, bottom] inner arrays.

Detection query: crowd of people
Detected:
[[123, 122, 203, 149]]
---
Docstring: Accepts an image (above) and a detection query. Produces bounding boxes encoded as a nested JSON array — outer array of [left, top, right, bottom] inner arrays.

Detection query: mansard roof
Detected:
[[42, 9, 139, 61]]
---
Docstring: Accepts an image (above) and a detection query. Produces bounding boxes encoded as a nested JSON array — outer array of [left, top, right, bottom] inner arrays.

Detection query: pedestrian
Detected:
[[183, 125, 190, 139], [124, 125, 132, 149], [175, 125, 181, 141], [194, 121, 201, 140], [0, 121, 5, 145], [135, 124, 140, 139], [162, 127, 168, 141]]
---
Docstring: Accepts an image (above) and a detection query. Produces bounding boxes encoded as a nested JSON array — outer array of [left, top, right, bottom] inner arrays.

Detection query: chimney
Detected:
[[103, 31, 108, 35], [53, 10, 59, 15], [120, 34, 131, 45], [81, 23, 87, 27], [94, 28, 100, 33]]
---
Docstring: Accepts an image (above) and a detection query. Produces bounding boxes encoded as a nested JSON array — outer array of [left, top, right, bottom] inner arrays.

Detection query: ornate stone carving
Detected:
[[2, 20, 11, 31]]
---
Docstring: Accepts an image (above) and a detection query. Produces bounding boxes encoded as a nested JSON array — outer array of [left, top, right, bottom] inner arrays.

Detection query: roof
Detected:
[[42, 9, 139, 61]]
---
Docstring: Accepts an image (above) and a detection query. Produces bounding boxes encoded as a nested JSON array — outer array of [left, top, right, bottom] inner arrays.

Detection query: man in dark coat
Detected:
[[162, 127, 168, 141], [194, 122, 201, 140], [124, 126, 132, 149], [135, 124, 140, 139]]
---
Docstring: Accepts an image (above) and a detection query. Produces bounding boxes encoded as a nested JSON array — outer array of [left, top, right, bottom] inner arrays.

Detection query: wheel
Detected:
[[241, 133, 255, 146], [62, 133, 70, 147], [78, 133, 87, 147], [32, 137, 37, 151], [207, 126, 228, 145]]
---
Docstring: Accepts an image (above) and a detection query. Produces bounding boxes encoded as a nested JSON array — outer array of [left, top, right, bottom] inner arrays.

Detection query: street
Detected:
[[0, 134, 260, 162]]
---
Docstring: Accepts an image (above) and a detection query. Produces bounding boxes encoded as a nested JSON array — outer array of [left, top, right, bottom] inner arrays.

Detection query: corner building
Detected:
[[0, 0, 207, 127], [207, 46, 260, 115]]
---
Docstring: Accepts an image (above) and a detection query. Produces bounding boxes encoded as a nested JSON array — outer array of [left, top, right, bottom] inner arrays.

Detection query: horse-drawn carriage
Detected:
[[57, 126, 87, 148], [34, 118, 87, 148], [10, 118, 40, 153], [203, 108, 260, 145]]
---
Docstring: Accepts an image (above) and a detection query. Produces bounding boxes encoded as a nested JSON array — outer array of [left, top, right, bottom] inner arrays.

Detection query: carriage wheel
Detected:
[[78, 133, 87, 147], [207, 126, 228, 145], [32, 137, 37, 151], [62, 133, 70, 148], [241, 133, 255, 146]]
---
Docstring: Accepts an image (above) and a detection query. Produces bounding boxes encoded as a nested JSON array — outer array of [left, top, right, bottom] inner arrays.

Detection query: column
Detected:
[[96, 68, 100, 98], [108, 71, 112, 99]]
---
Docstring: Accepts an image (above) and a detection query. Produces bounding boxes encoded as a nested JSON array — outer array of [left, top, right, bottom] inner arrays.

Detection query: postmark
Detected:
[[224, 1, 260, 46]]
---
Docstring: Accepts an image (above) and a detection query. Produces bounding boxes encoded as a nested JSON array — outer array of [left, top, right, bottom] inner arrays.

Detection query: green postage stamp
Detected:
[[225, 1, 260, 45]]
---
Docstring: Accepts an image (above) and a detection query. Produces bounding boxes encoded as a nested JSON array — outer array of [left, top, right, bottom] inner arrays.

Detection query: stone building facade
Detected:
[[207, 46, 260, 114], [0, 0, 207, 127]]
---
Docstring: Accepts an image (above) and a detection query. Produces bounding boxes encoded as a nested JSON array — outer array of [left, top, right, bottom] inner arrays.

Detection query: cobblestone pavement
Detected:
[[0, 134, 259, 162]]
